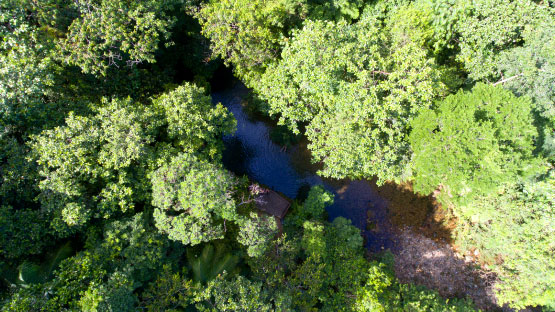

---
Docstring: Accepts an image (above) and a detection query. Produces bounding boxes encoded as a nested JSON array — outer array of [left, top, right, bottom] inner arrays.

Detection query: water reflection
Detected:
[[215, 82, 394, 252]]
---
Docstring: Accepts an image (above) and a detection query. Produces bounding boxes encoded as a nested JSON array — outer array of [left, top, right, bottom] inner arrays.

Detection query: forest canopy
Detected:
[[0, 0, 554, 311]]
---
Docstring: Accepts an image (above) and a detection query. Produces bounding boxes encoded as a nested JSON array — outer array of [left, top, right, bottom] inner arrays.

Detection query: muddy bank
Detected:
[[392, 228, 500, 311], [370, 180, 457, 244], [371, 181, 507, 311]]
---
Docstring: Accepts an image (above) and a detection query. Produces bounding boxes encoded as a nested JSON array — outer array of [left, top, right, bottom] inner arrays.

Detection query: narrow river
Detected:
[[213, 81, 395, 252]]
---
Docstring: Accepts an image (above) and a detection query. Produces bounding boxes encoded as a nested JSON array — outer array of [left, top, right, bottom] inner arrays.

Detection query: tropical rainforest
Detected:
[[0, 0, 554, 311]]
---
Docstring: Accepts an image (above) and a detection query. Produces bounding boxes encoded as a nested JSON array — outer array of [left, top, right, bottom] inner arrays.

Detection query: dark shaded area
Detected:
[[209, 65, 236, 91], [156, 12, 220, 85], [371, 181, 456, 245]]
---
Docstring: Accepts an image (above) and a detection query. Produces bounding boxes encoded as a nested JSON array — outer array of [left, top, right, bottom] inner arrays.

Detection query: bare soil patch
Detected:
[[392, 227, 501, 311], [371, 180, 456, 244], [369, 180, 507, 311]]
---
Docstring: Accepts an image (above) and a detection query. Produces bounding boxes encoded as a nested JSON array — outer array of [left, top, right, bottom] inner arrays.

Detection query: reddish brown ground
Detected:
[[370, 180, 457, 244], [370, 180, 506, 311], [392, 228, 501, 311]]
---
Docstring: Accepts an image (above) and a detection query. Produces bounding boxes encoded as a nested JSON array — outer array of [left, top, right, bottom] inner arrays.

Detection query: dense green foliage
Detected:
[[409, 83, 540, 206], [152, 83, 237, 159], [31, 99, 157, 230], [60, 0, 175, 76], [457, 170, 555, 309], [1, 0, 553, 310], [196, 0, 367, 86], [409, 83, 554, 308], [196, 0, 305, 86], [453, 0, 553, 80], [151, 152, 238, 245], [257, 6, 451, 182]]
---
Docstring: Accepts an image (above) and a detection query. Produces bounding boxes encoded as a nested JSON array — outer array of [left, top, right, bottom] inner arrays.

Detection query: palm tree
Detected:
[[187, 243, 240, 284]]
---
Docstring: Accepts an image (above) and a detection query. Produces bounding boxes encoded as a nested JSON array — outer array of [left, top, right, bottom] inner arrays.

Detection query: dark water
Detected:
[[214, 82, 394, 252]]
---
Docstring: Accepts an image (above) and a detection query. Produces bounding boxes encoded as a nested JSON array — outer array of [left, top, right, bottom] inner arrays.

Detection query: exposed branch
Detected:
[[371, 70, 391, 76], [493, 73, 523, 86]]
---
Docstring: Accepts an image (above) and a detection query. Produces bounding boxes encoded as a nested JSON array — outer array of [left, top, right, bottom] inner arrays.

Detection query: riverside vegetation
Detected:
[[0, 0, 554, 311]]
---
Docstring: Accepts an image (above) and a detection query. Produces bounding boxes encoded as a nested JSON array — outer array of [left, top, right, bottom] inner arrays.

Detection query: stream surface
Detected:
[[214, 82, 395, 252]]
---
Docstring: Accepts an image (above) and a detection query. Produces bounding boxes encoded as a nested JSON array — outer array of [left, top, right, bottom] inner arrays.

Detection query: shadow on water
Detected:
[[371, 180, 456, 245], [215, 81, 394, 252], [209, 65, 236, 92]]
